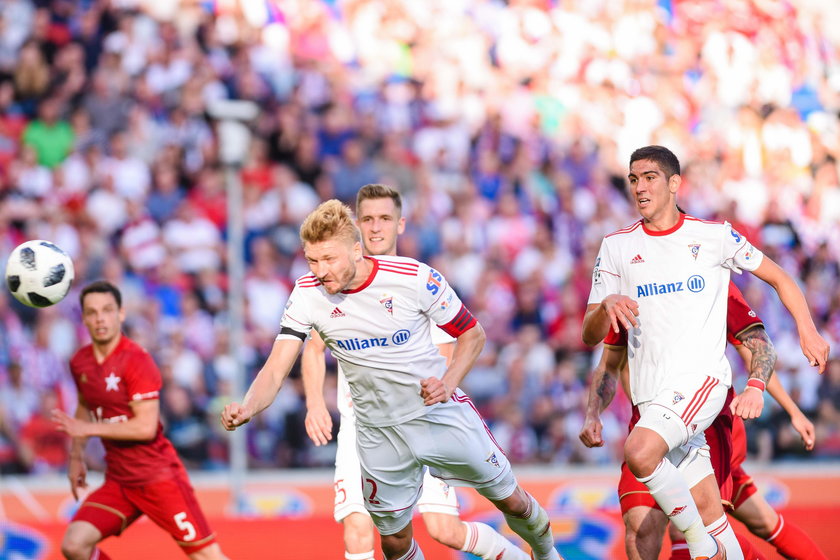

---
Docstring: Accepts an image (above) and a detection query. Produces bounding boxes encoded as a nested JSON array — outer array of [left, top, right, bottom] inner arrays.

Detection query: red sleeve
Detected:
[[438, 304, 477, 338], [604, 325, 627, 347], [124, 348, 162, 402], [727, 282, 763, 345]]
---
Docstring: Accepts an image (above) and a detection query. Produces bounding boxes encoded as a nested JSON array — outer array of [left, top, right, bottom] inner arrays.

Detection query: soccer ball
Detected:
[[5, 240, 75, 307]]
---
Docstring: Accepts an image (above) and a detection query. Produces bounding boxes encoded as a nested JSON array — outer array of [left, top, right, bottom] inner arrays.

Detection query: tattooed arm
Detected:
[[730, 325, 777, 420], [580, 345, 627, 448]]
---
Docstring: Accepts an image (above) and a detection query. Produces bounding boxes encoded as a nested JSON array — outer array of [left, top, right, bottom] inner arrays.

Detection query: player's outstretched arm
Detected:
[[580, 344, 627, 448], [730, 326, 777, 420], [768, 373, 816, 450], [751, 257, 830, 372], [301, 331, 333, 446], [582, 295, 639, 346], [53, 399, 159, 441], [65, 401, 90, 500], [421, 322, 485, 406], [221, 337, 303, 431]]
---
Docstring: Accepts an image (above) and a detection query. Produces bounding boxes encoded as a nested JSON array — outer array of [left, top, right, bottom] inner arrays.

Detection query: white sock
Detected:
[[346, 552, 375, 560], [394, 539, 424, 560], [636, 459, 716, 558], [503, 494, 559, 560], [706, 514, 744, 560], [462, 521, 530, 560]]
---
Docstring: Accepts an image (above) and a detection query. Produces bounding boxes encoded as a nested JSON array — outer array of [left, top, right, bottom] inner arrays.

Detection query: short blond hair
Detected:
[[300, 199, 361, 245]]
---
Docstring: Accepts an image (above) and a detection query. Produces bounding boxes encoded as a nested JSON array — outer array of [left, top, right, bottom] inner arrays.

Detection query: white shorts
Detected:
[[635, 375, 728, 454], [356, 392, 517, 535], [333, 415, 459, 522]]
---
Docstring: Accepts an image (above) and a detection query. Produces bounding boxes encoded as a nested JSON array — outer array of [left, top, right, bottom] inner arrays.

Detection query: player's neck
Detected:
[[347, 256, 375, 291], [92, 334, 122, 364], [642, 206, 682, 232]]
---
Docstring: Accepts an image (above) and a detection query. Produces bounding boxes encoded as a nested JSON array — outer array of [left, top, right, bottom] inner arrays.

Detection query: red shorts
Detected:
[[618, 393, 734, 515], [72, 475, 216, 554]]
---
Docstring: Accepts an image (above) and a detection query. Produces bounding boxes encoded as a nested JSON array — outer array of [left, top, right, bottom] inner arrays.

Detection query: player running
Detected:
[[302, 184, 529, 560], [222, 200, 561, 560], [52, 281, 227, 560], [583, 145, 829, 560]]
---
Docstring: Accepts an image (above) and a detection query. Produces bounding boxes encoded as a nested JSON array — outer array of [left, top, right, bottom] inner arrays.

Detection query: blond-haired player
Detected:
[[222, 199, 561, 560]]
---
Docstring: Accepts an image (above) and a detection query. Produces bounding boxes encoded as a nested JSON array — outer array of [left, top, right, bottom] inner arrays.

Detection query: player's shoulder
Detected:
[[682, 214, 728, 232], [69, 344, 94, 368], [604, 219, 643, 239], [118, 336, 153, 358], [294, 273, 322, 289], [371, 255, 422, 277]]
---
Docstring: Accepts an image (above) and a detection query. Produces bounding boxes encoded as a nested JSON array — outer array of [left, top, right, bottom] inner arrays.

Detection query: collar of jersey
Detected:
[[341, 256, 378, 294], [642, 211, 685, 236]]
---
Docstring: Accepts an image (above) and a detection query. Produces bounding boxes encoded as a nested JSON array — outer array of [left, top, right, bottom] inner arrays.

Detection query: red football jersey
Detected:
[[69, 336, 185, 485]]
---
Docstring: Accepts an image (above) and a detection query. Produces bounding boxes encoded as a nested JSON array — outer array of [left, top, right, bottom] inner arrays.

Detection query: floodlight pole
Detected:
[[209, 100, 259, 514]]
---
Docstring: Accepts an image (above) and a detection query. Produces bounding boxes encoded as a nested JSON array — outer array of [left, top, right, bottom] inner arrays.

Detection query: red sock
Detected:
[[668, 537, 690, 560], [735, 532, 767, 560], [91, 549, 113, 560], [767, 514, 828, 560]]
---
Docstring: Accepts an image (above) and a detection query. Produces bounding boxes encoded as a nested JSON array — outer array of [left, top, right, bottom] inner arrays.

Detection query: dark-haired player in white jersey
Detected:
[[582, 145, 829, 560], [222, 200, 560, 560], [302, 184, 529, 560]]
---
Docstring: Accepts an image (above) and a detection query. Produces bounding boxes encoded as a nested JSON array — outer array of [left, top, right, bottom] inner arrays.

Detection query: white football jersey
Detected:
[[588, 214, 764, 404], [336, 319, 455, 419], [281, 256, 466, 427]]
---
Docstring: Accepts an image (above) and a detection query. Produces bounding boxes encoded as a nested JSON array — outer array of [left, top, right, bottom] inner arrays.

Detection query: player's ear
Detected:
[[668, 173, 681, 194], [397, 216, 406, 235]]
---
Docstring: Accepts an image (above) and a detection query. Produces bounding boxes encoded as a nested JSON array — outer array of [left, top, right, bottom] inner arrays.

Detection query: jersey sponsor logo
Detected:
[[630, 254, 644, 264], [730, 229, 742, 243], [330, 307, 345, 318], [686, 275, 705, 292], [426, 269, 443, 295], [636, 275, 705, 297], [744, 247, 754, 260], [334, 330, 412, 350], [689, 243, 700, 260], [592, 256, 602, 285], [441, 292, 454, 311]]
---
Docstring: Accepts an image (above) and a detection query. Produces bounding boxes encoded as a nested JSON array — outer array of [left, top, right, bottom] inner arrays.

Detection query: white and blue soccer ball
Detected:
[[5, 240, 75, 308]]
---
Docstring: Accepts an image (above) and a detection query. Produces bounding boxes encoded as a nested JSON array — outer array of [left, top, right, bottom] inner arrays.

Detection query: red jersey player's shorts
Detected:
[[618, 388, 735, 515], [72, 470, 216, 554], [729, 415, 758, 510]]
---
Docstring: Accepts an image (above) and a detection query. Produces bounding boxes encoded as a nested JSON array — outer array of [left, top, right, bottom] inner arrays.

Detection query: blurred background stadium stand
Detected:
[[1, 0, 839, 558]]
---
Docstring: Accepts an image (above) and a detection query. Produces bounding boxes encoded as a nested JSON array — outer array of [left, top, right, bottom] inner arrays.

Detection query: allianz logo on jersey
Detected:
[[334, 329, 411, 351], [636, 275, 705, 298]]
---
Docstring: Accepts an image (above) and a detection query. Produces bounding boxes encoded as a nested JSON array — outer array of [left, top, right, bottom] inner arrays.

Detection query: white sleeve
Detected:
[[721, 222, 764, 274], [587, 239, 621, 305], [277, 286, 313, 341], [417, 263, 463, 327]]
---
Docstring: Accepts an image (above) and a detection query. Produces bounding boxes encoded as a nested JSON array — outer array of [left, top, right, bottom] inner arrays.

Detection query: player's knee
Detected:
[[426, 517, 464, 549], [60, 533, 92, 560], [624, 438, 659, 477], [380, 532, 412, 559], [343, 513, 375, 551]]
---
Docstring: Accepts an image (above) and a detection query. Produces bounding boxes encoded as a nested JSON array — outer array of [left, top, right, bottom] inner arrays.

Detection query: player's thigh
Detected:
[[356, 424, 424, 536], [731, 464, 759, 511], [636, 376, 728, 452], [420, 398, 517, 502], [71, 479, 142, 540], [732, 491, 778, 538], [416, 468, 459, 516], [334, 418, 368, 522], [126, 474, 217, 554]]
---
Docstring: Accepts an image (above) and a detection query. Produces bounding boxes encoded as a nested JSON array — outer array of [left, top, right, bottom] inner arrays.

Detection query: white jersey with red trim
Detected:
[[587, 214, 764, 404], [281, 256, 467, 427], [336, 319, 455, 419]]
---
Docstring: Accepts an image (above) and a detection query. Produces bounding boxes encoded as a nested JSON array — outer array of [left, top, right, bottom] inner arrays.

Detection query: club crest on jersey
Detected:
[[426, 269, 443, 295], [379, 295, 394, 316], [330, 307, 345, 318], [486, 452, 501, 469], [689, 243, 700, 260], [592, 256, 602, 285], [673, 391, 685, 405]]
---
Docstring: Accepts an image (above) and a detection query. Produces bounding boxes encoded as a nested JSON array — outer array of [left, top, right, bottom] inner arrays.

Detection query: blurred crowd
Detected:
[[1, 0, 840, 475]]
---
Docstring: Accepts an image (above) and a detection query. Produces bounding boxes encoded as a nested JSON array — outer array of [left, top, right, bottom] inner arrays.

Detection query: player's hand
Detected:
[[221, 402, 252, 431], [420, 377, 453, 406], [791, 412, 816, 451], [730, 387, 764, 419], [67, 455, 88, 501], [305, 402, 333, 446], [799, 329, 830, 373], [602, 294, 639, 333], [52, 409, 90, 438], [579, 414, 604, 448]]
